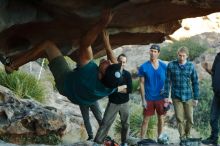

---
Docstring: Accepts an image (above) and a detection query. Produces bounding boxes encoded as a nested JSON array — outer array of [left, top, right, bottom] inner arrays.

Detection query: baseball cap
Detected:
[[150, 44, 160, 52], [101, 63, 122, 88]]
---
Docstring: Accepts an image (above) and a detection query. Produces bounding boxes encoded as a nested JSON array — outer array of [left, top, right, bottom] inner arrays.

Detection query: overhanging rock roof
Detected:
[[0, 0, 220, 59]]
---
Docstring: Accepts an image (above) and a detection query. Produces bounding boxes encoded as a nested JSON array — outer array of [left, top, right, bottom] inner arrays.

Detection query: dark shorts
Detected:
[[143, 99, 166, 116], [48, 56, 71, 95]]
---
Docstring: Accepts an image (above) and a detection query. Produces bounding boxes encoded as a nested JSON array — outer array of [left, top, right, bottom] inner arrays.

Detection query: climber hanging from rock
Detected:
[[1, 8, 126, 105]]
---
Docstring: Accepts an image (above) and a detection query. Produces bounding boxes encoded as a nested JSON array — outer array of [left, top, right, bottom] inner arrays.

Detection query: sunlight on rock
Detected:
[[171, 12, 220, 40]]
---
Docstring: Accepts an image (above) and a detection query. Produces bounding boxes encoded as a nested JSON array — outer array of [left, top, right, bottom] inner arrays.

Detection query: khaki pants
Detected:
[[94, 102, 130, 144], [172, 98, 194, 139]]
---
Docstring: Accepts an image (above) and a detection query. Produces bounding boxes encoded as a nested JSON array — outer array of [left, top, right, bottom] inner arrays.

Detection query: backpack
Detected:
[[104, 136, 119, 146], [137, 138, 157, 146]]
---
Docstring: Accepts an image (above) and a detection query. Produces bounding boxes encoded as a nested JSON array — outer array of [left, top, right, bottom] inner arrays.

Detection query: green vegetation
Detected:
[[194, 79, 213, 137], [0, 69, 45, 102], [132, 78, 139, 93], [31, 133, 61, 145], [114, 102, 156, 138], [159, 38, 208, 61]]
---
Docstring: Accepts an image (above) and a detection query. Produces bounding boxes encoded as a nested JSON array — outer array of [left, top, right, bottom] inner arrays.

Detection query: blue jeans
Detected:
[[210, 94, 220, 140]]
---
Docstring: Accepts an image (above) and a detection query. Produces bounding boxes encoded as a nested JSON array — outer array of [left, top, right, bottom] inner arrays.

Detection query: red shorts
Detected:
[[143, 99, 166, 116]]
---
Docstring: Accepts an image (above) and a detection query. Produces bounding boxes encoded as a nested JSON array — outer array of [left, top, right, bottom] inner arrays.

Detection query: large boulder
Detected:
[[0, 85, 66, 144], [0, 61, 105, 144]]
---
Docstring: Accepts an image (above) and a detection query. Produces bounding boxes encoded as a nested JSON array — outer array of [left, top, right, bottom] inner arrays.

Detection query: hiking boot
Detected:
[[202, 137, 218, 145]]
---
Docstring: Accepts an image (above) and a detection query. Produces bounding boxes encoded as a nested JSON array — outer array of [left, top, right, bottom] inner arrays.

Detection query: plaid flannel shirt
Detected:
[[163, 60, 199, 101]]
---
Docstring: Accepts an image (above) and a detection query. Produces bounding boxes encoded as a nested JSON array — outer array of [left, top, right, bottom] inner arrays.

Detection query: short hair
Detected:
[[177, 46, 189, 56], [117, 53, 127, 61]]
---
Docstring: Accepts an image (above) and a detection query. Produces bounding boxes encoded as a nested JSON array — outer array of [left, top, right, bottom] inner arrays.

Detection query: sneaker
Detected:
[[202, 137, 218, 145], [158, 133, 169, 144]]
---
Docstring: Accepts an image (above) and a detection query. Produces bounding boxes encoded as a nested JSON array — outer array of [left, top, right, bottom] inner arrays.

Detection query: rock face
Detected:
[[0, 61, 104, 144], [182, 32, 220, 80], [0, 0, 220, 60], [0, 85, 66, 144], [171, 13, 220, 40]]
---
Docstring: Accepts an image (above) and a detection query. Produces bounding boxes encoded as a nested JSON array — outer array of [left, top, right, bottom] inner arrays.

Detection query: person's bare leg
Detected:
[[5, 40, 62, 73], [157, 115, 164, 138], [9, 50, 47, 66], [140, 115, 150, 139]]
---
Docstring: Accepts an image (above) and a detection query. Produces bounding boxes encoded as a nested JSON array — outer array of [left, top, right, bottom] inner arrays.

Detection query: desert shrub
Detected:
[[0, 69, 45, 102], [160, 38, 208, 61], [132, 78, 139, 93], [31, 133, 61, 145], [194, 79, 213, 137], [114, 102, 156, 138]]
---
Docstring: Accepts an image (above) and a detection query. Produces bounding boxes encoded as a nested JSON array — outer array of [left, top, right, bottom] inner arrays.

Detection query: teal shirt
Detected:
[[63, 61, 115, 105]]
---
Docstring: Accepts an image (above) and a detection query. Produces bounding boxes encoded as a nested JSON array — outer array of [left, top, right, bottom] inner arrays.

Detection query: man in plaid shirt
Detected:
[[163, 46, 199, 146]]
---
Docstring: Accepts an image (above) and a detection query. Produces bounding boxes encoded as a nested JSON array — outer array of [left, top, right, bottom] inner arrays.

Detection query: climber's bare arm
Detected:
[[78, 9, 113, 66]]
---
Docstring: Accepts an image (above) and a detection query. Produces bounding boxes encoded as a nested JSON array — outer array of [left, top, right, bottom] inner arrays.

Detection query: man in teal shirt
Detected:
[[3, 9, 126, 105]]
